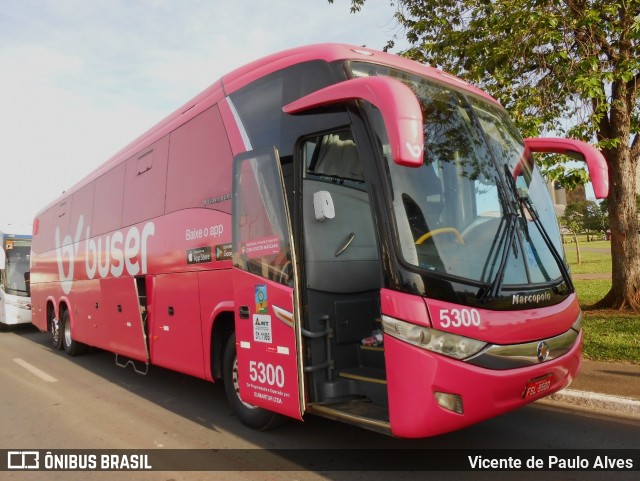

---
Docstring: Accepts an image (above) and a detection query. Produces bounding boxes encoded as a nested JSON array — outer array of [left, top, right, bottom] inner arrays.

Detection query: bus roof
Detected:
[[221, 43, 493, 100], [36, 43, 497, 217], [0, 224, 33, 239]]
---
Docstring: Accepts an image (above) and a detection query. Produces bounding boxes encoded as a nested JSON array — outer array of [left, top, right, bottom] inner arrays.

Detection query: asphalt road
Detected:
[[1, 325, 639, 481]]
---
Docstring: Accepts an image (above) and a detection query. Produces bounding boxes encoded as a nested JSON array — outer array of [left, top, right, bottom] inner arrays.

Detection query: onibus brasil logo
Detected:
[[55, 215, 155, 294]]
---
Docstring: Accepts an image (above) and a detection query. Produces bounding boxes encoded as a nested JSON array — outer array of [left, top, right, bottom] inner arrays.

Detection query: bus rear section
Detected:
[[0, 229, 32, 329], [30, 43, 608, 438]]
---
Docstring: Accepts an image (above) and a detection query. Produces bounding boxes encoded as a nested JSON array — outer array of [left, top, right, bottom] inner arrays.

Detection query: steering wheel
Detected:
[[416, 227, 464, 245]]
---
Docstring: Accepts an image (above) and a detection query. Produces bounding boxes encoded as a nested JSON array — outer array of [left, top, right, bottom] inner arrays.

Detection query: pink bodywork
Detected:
[[29, 43, 595, 438], [381, 288, 582, 438]]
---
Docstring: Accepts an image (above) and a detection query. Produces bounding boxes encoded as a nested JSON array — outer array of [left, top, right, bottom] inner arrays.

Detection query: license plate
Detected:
[[522, 374, 553, 399]]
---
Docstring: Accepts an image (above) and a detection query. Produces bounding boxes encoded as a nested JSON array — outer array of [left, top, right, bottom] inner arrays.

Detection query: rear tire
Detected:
[[222, 332, 286, 431], [61, 310, 87, 356], [50, 313, 63, 350]]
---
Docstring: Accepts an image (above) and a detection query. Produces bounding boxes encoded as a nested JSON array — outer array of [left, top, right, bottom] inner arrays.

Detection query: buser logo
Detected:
[[54, 215, 155, 294], [55, 216, 84, 295]]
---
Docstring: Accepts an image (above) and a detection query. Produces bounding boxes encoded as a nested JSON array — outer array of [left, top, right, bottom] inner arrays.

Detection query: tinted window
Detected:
[[303, 130, 365, 188], [229, 61, 347, 158]]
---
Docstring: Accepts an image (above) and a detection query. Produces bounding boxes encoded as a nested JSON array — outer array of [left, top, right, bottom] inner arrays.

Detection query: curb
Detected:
[[537, 389, 640, 421]]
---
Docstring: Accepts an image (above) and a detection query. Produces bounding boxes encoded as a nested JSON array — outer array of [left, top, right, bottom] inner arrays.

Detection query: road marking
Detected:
[[13, 358, 58, 383]]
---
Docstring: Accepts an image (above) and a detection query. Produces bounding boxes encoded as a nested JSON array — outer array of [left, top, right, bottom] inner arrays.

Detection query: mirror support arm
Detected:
[[524, 137, 609, 199]]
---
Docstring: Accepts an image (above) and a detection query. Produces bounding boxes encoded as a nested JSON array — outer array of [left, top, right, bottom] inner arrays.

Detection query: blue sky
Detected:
[[0, 0, 405, 226]]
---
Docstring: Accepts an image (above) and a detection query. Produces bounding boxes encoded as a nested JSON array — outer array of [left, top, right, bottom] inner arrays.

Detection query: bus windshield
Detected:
[[4, 245, 30, 296], [350, 62, 564, 290]]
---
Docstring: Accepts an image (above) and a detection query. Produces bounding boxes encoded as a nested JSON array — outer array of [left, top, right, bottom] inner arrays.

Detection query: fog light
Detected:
[[434, 392, 463, 414]]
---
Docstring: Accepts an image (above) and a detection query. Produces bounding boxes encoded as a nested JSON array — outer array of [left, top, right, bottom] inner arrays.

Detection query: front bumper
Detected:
[[1, 300, 32, 326], [385, 330, 582, 438]]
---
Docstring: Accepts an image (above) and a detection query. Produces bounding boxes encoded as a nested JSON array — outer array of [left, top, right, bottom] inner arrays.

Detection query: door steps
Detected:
[[307, 399, 391, 435]]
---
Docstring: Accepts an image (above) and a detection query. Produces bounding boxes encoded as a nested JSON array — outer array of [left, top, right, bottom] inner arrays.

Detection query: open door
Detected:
[[231, 147, 304, 420]]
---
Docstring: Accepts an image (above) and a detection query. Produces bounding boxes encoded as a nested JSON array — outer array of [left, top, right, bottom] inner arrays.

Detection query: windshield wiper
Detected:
[[478, 169, 521, 303], [478, 212, 518, 302], [503, 165, 574, 292], [518, 190, 574, 292]]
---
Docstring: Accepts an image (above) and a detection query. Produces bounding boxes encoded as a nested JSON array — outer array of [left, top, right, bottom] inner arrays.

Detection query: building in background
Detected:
[[548, 182, 587, 216]]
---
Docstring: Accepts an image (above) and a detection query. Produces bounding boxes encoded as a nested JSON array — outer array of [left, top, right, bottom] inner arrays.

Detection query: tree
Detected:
[[335, 0, 640, 309], [560, 205, 583, 264], [564, 200, 606, 236], [582, 200, 606, 235], [600, 194, 640, 218]]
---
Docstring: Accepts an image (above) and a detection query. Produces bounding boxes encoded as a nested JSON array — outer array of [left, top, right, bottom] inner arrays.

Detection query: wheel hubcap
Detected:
[[64, 319, 72, 347]]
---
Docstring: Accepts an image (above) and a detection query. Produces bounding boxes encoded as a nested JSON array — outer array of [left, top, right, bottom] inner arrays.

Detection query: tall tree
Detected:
[[335, 0, 640, 309], [564, 200, 606, 234]]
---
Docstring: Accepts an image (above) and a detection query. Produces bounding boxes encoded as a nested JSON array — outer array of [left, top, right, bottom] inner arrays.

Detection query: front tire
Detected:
[[61, 310, 87, 356], [222, 332, 286, 431]]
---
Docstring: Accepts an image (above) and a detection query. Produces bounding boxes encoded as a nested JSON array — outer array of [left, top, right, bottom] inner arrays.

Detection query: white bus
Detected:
[[0, 226, 32, 330]]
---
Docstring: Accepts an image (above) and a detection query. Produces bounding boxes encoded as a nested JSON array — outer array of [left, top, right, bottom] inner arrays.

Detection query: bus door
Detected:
[[231, 147, 304, 420]]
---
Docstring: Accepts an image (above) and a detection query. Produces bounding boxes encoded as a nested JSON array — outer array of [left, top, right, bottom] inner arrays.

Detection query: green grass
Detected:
[[564, 244, 612, 275], [573, 279, 611, 306], [563, 235, 609, 245], [581, 312, 640, 363], [569, 250, 640, 364]]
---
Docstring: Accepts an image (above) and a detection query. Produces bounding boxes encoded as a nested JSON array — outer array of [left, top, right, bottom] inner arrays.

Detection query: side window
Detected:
[[93, 163, 125, 236], [303, 130, 365, 189], [228, 60, 344, 158], [166, 105, 233, 215], [122, 137, 169, 226], [233, 148, 293, 286], [300, 129, 381, 293]]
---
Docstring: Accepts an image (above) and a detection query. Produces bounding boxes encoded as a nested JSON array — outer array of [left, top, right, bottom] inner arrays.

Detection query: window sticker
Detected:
[[215, 243, 233, 260], [253, 314, 272, 343], [255, 284, 268, 314], [186, 246, 212, 264], [242, 236, 280, 259]]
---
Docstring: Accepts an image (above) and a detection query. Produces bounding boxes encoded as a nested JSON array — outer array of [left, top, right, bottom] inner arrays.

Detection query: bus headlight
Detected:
[[382, 315, 487, 360]]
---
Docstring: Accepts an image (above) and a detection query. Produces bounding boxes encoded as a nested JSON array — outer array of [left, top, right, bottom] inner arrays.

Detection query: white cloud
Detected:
[[0, 0, 404, 224]]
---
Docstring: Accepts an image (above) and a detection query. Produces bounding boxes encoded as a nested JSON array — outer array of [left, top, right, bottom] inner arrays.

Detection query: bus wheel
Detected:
[[61, 310, 87, 356], [50, 316, 63, 350], [222, 332, 286, 431]]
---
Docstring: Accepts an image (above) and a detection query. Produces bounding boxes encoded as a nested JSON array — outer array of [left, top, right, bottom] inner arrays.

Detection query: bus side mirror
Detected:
[[283, 77, 424, 168], [524, 137, 609, 199], [0, 248, 5, 267]]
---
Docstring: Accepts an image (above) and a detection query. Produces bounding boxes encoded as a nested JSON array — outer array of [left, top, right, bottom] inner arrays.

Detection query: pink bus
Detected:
[[31, 44, 608, 438]]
